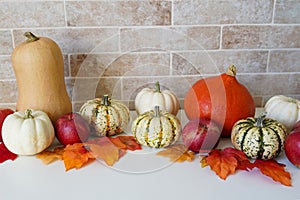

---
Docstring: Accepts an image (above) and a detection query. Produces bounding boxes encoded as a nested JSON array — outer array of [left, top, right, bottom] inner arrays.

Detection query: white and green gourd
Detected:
[[132, 106, 181, 148], [79, 94, 130, 136], [231, 113, 288, 160]]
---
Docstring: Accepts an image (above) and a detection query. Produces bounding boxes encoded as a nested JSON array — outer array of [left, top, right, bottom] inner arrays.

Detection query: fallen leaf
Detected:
[[200, 156, 208, 167], [156, 144, 195, 162], [0, 142, 17, 163], [109, 137, 127, 150], [63, 143, 95, 171], [36, 146, 64, 165], [204, 148, 238, 180], [254, 159, 292, 187], [222, 147, 254, 171], [110, 136, 142, 151], [86, 137, 120, 166], [202, 147, 253, 180]]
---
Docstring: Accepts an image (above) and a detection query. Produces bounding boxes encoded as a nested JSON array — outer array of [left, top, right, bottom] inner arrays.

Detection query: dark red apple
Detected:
[[55, 113, 90, 146], [0, 108, 14, 142], [284, 126, 300, 168], [182, 118, 222, 153]]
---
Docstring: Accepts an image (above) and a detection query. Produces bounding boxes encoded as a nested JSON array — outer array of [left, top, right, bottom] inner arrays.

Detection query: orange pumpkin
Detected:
[[184, 65, 255, 137]]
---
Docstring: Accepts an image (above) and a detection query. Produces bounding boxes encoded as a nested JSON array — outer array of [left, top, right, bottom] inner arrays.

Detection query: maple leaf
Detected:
[[254, 159, 292, 187], [86, 137, 120, 166], [204, 149, 238, 180], [36, 146, 64, 165], [0, 142, 17, 163], [109, 136, 142, 151], [201, 147, 253, 180], [63, 143, 95, 171], [222, 147, 254, 171], [156, 144, 195, 162]]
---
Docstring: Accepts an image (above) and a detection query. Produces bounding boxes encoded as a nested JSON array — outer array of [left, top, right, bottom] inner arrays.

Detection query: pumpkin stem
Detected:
[[25, 109, 34, 119], [155, 81, 161, 93], [256, 112, 267, 127], [226, 65, 237, 77], [24, 32, 39, 42], [102, 94, 111, 106], [153, 106, 160, 117]]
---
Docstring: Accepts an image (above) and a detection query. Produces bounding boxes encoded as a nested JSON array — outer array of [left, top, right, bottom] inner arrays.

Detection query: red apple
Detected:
[[55, 113, 90, 146], [182, 118, 222, 153], [284, 125, 300, 168], [0, 108, 14, 142]]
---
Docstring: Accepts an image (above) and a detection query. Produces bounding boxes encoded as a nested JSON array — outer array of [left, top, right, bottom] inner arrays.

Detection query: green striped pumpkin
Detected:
[[132, 106, 181, 148], [231, 114, 287, 160], [79, 95, 130, 136]]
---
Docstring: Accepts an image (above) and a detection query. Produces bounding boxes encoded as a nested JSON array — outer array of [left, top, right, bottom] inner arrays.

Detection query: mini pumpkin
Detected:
[[132, 106, 181, 148], [135, 81, 180, 116], [2, 109, 55, 155], [231, 113, 287, 160], [264, 95, 300, 131], [79, 94, 130, 136]]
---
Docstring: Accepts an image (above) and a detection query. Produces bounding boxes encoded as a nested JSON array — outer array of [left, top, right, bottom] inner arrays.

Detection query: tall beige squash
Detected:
[[11, 32, 72, 123]]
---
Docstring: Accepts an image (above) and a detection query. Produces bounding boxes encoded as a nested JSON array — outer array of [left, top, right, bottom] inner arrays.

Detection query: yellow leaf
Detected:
[[156, 144, 195, 162], [36, 147, 64, 165], [87, 137, 120, 166]]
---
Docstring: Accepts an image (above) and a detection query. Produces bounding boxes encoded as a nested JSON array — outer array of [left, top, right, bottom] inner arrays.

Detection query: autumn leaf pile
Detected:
[[156, 145, 292, 186], [0, 136, 292, 187], [36, 136, 141, 171]]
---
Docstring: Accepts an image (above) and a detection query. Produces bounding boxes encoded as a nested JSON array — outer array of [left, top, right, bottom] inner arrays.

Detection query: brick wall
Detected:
[[0, 0, 299, 110]]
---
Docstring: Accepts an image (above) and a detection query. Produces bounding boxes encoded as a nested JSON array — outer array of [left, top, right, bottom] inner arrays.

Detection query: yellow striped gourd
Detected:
[[132, 106, 181, 148], [79, 95, 130, 136]]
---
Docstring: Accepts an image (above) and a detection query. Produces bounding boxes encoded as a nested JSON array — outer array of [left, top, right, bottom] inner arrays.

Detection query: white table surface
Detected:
[[1, 109, 300, 200]]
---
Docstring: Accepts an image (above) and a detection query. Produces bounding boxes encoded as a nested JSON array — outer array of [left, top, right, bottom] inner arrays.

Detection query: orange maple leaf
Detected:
[[109, 136, 142, 151], [36, 146, 64, 165], [85, 137, 121, 166], [156, 144, 195, 162], [201, 147, 253, 180], [63, 143, 95, 171], [254, 159, 292, 187]]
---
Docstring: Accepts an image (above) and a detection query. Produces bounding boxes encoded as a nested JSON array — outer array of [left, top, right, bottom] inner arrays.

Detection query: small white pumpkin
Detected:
[[264, 95, 300, 131], [135, 81, 180, 116], [2, 109, 55, 155], [132, 106, 181, 148]]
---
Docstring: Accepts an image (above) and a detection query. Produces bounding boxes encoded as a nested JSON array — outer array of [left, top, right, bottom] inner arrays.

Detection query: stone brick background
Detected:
[[0, 0, 299, 111]]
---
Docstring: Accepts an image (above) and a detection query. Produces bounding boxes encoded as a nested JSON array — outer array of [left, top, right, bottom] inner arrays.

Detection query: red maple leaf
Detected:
[[0, 142, 18, 163]]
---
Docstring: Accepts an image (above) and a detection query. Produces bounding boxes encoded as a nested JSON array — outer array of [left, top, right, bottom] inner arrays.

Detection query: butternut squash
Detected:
[[11, 32, 72, 123]]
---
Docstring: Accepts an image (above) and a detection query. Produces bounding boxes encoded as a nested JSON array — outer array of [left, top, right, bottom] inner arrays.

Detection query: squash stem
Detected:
[[154, 106, 160, 117], [24, 32, 39, 42], [25, 109, 34, 119], [226, 65, 237, 77], [256, 112, 267, 127], [155, 81, 161, 93], [102, 94, 111, 106]]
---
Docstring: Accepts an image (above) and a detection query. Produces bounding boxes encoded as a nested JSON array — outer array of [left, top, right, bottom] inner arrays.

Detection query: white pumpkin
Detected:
[[135, 81, 180, 115], [264, 95, 300, 131], [2, 109, 55, 155]]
